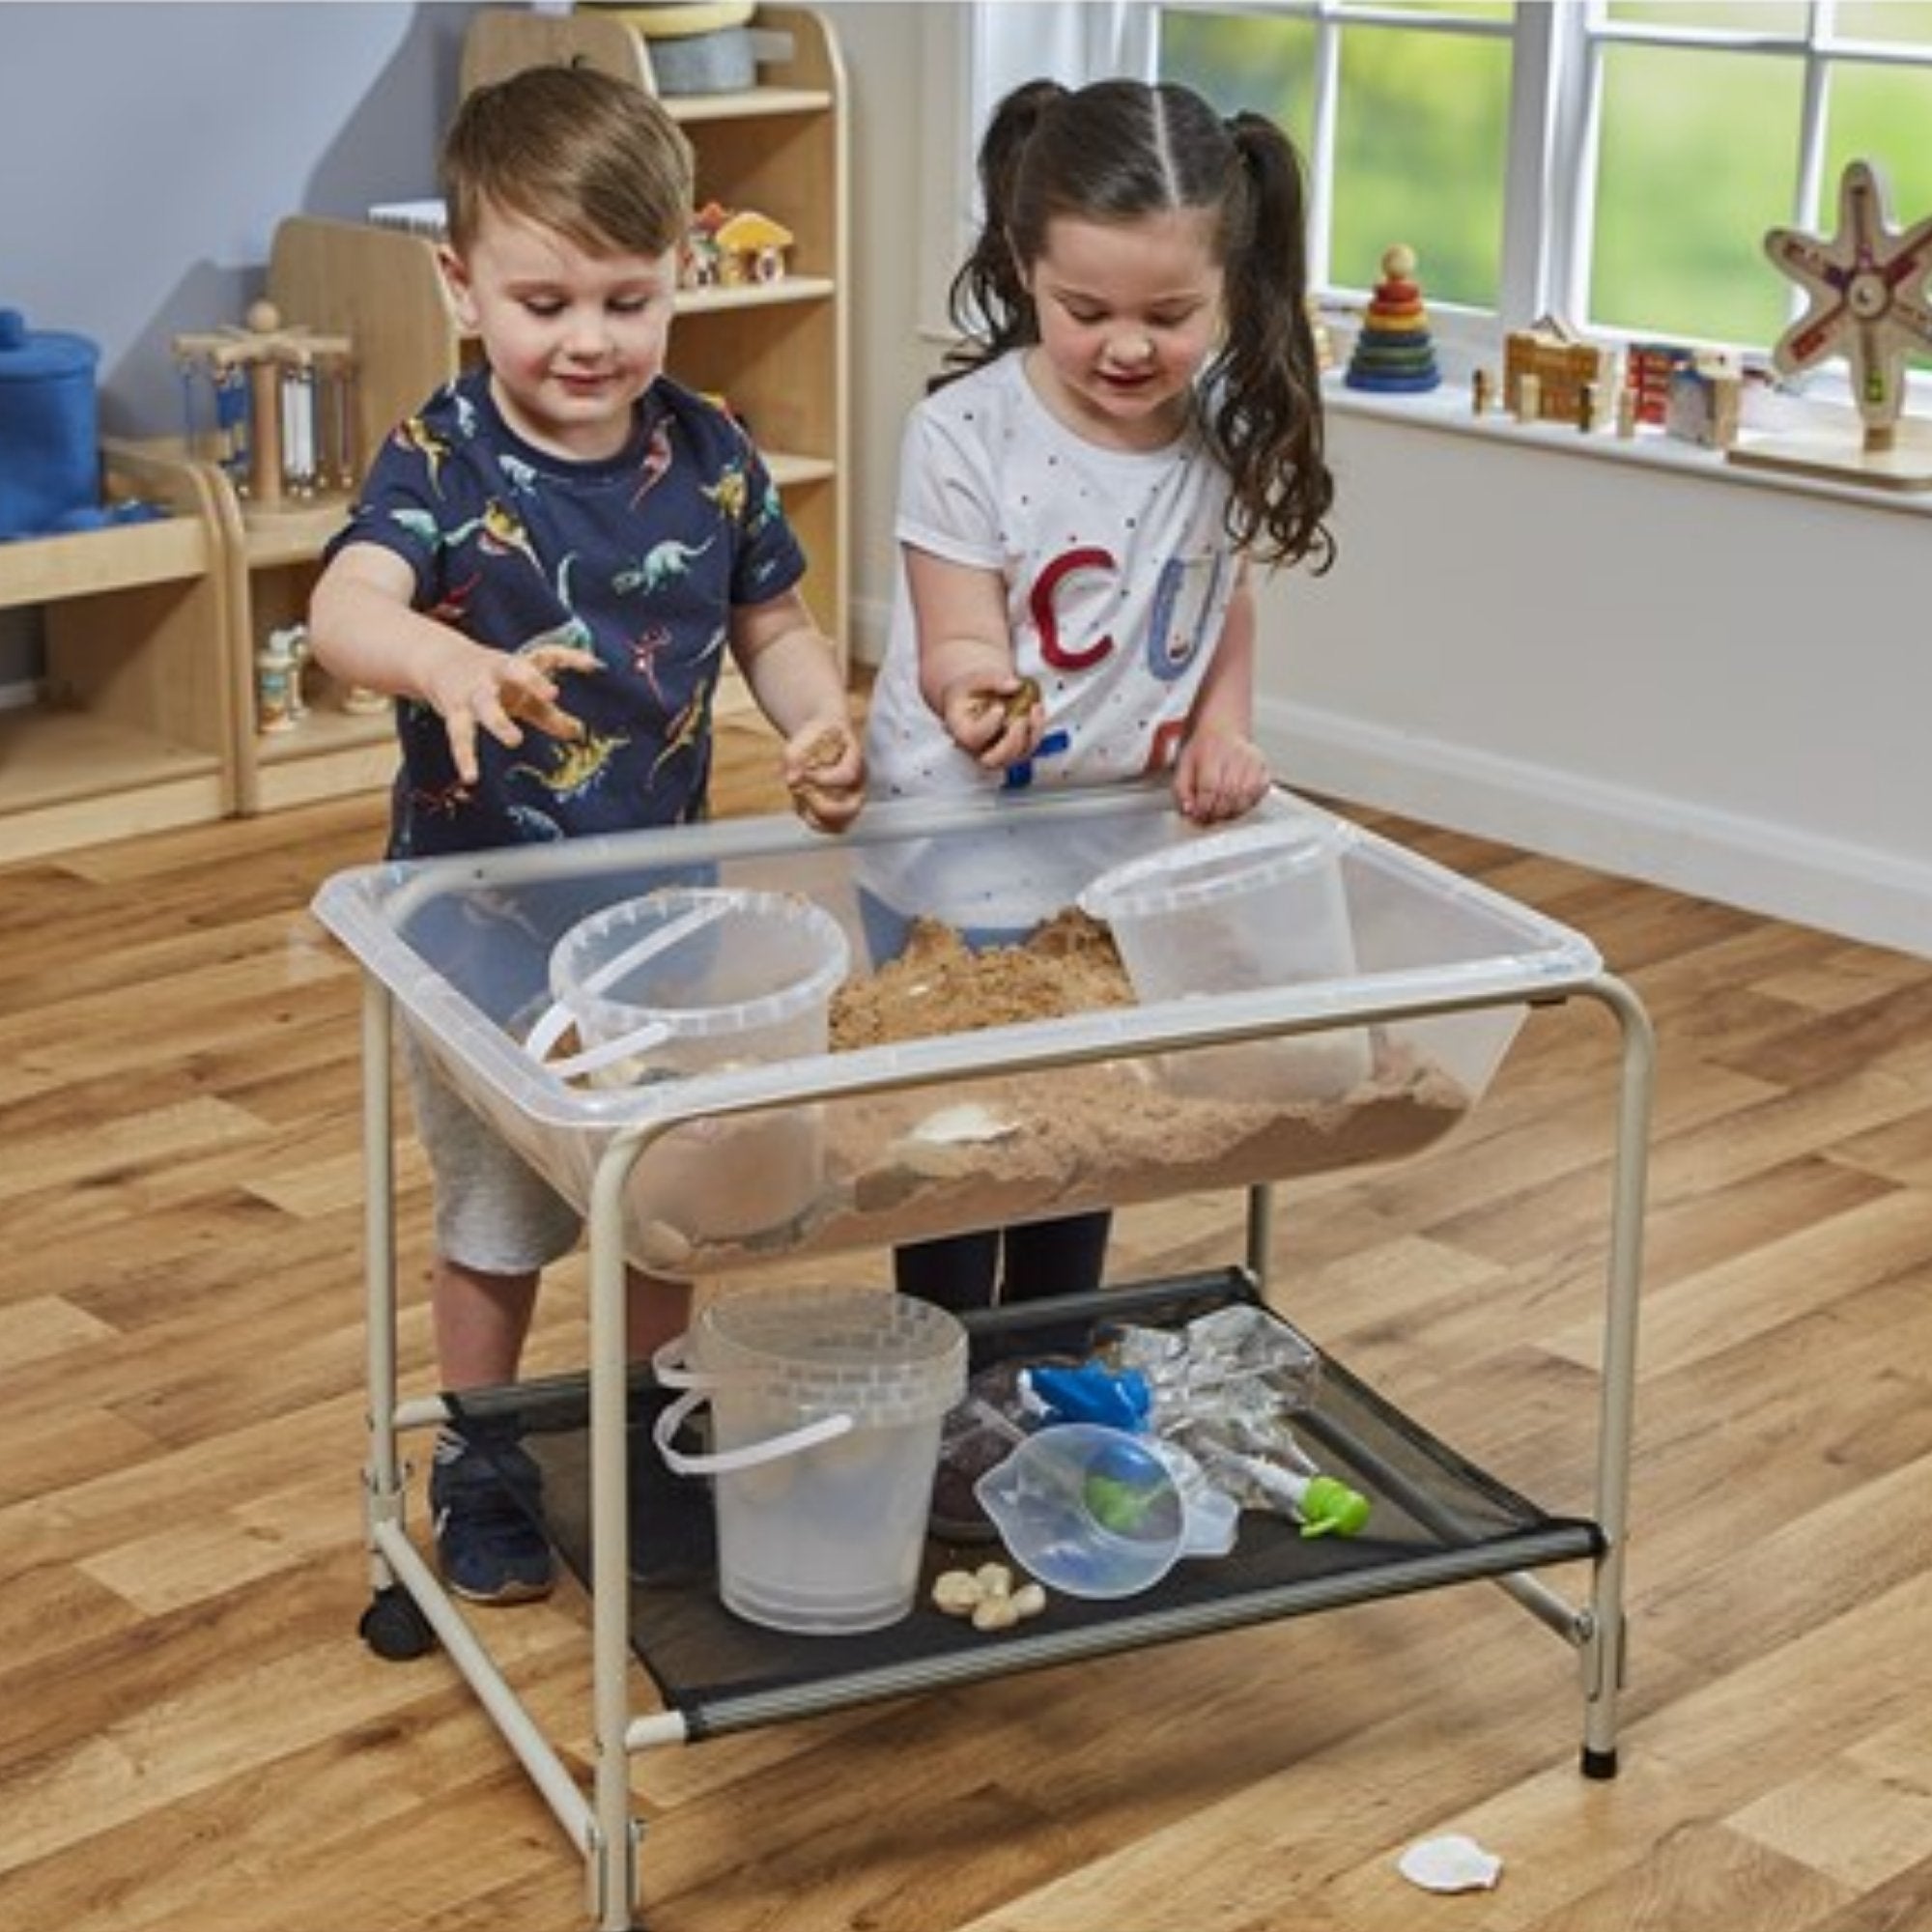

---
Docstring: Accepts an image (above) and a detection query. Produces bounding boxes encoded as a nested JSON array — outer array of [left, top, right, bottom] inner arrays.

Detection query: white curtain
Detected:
[[919, 3, 1156, 338], [968, 1, 1155, 111]]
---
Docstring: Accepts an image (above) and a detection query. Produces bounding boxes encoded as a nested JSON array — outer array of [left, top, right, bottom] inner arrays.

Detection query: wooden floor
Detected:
[[5, 714, 1932, 1932]]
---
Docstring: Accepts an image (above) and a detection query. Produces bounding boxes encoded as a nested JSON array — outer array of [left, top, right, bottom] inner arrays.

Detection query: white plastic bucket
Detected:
[[653, 1288, 967, 1634], [532, 887, 849, 1082], [1078, 820, 1373, 1101], [528, 889, 851, 1238]]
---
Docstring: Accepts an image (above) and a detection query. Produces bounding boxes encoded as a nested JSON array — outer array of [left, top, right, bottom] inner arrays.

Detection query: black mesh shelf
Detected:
[[452, 1270, 1601, 1742]]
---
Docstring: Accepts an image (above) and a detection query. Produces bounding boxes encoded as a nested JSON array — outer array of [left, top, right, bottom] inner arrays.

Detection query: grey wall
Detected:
[[1, 2, 478, 440]]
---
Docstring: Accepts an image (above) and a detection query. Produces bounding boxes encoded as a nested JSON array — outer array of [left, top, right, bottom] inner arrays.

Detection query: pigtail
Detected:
[[938, 79, 1066, 385], [1203, 110, 1335, 572]]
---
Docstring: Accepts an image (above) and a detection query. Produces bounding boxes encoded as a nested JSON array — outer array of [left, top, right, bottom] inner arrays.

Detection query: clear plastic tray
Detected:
[[312, 784, 1601, 1270]]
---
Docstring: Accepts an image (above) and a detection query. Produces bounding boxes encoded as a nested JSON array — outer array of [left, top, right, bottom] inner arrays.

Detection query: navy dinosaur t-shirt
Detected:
[[327, 366, 805, 858]]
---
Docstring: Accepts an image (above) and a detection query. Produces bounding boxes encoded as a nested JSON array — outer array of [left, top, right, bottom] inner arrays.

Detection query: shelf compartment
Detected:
[[0, 706, 226, 859], [0, 514, 208, 612]]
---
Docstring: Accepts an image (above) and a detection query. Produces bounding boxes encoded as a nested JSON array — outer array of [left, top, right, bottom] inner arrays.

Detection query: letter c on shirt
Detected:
[[1029, 546, 1116, 671]]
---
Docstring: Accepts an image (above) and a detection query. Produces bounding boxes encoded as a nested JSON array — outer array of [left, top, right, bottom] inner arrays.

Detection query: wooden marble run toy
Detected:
[[173, 299, 355, 509], [1731, 157, 1932, 490]]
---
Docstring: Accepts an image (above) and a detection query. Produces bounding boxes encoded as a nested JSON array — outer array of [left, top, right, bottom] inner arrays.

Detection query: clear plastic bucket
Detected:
[[1078, 820, 1373, 1101], [528, 889, 851, 1237], [536, 887, 849, 1082], [653, 1288, 967, 1634]]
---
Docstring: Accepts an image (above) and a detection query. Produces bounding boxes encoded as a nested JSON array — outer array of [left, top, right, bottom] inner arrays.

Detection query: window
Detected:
[[1144, 1, 1932, 370]]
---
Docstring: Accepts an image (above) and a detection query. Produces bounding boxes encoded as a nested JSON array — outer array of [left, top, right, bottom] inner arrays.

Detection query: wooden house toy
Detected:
[[715, 209, 794, 286], [1503, 317, 1618, 429]]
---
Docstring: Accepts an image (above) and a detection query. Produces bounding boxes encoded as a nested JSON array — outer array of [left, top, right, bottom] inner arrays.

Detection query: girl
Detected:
[[865, 76, 1335, 1326]]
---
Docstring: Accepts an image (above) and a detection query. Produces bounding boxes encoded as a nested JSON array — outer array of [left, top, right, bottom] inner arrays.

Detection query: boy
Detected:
[[309, 64, 863, 1603]]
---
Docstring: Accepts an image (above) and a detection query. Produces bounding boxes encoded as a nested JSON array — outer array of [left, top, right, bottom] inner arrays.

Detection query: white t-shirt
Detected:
[[866, 352, 1241, 809]]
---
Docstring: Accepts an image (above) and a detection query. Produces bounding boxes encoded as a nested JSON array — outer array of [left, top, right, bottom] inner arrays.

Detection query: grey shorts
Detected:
[[404, 1033, 582, 1275]]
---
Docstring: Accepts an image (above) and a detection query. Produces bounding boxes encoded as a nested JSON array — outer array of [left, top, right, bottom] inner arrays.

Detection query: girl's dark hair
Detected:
[[946, 77, 1333, 572]]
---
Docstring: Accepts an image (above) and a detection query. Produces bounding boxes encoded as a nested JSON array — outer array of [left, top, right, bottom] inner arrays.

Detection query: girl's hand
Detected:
[[1175, 727, 1272, 824], [423, 639, 600, 786], [783, 718, 866, 834], [939, 672, 1043, 770]]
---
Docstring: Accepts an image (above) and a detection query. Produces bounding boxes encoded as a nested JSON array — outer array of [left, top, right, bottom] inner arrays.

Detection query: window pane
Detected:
[[1826, 65, 1932, 372], [1336, 0, 1513, 17], [1605, 2, 1806, 31], [1330, 25, 1508, 303], [1590, 45, 1802, 346], [1158, 9, 1318, 146], [1826, 65, 1932, 224], [1834, 3, 1932, 45]]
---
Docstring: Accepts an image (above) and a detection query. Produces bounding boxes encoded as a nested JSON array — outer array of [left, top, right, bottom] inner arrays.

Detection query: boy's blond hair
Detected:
[[440, 65, 694, 259]]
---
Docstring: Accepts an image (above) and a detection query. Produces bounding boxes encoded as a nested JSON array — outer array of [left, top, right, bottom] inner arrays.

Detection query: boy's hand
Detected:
[[1174, 727, 1271, 824], [783, 719, 866, 834], [428, 639, 599, 786], [939, 672, 1042, 770]]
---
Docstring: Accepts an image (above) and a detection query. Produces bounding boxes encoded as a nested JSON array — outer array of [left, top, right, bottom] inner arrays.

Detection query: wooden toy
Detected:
[[714, 209, 793, 285], [173, 300, 355, 509], [681, 203, 792, 289], [1344, 243, 1441, 393], [1730, 156, 1932, 490], [1503, 317, 1617, 428], [1306, 298, 1338, 374], [1625, 341, 1691, 427], [1664, 351, 1744, 450]]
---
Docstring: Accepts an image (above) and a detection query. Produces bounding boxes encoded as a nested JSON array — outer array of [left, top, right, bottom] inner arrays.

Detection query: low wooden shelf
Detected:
[[0, 443, 235, 865]]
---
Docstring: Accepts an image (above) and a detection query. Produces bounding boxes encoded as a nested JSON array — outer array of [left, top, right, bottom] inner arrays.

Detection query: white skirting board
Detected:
[[1263, 695, 1932, 962]]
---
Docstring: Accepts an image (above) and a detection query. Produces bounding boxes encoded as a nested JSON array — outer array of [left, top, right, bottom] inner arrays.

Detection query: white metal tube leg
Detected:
[[361, 979, 405, 1580], [1578, 974, 1655, 1777], [587, 1125, 650, 1929]]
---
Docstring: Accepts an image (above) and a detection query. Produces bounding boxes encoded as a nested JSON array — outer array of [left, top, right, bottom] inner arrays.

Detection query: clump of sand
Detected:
[[830, 908, 1133, 1049]]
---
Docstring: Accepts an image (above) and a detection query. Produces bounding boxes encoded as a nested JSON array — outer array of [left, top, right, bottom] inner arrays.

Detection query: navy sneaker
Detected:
[[429, 1433, 555, 1605]]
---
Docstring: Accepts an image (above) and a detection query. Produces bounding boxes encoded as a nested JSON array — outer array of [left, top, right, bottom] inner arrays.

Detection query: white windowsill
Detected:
[[1323, 374, 1932, 524]]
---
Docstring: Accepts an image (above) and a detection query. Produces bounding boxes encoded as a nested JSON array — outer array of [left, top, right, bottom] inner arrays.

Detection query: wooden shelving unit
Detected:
[[0, 5, 847, 862], [0, 442, 235, 865]]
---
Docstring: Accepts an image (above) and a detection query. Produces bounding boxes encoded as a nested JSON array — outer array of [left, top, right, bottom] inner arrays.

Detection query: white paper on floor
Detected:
[[1397, 1833, 1504, 1892]]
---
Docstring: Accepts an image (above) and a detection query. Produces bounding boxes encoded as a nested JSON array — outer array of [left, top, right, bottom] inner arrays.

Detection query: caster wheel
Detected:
[[359, 1584, 438, 1661]]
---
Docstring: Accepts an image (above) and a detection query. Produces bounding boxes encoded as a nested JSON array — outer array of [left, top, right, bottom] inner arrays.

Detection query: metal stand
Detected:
[[351, 969, 1653, 1929]]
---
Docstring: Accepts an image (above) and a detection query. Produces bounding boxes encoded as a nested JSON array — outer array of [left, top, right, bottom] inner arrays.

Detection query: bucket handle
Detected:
[[524, 1004, 669, 1082], [651, 1332, 712, 1391], [526, 898, 730, 1081], [651, 1384, 854, 1478]]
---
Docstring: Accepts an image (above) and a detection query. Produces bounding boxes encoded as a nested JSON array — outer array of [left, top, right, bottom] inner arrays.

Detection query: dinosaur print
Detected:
[[511, 728, 627, 801], [612, 535, 715, 597], [703, 462, 749, 523], [392, 415, 453, 494], [648, 687, 709, 788], [497, 450, 542, 497], [629, 421, 673, 508]]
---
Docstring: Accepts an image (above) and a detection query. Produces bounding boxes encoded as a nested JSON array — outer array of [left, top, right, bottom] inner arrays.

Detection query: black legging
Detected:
[[893, 1210, 1112, 1317]]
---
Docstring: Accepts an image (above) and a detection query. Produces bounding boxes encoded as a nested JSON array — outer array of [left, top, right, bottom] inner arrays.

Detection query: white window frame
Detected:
[[952, 0, 1932, 387]]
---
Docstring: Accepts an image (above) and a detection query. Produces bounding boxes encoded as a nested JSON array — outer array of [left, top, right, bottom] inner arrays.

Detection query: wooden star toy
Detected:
[[1732, 157, 1932, 488], [1765, 158, 1932, 441]]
